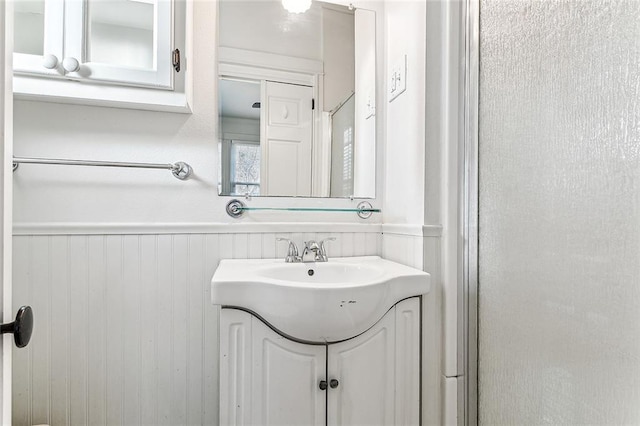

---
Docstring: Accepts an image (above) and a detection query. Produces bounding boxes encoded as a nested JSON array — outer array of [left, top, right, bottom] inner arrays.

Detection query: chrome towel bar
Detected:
[[12, 156, 193, 180]]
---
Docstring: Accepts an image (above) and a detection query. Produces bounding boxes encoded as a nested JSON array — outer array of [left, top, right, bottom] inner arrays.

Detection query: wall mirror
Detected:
[[217, 0, 376, 198]]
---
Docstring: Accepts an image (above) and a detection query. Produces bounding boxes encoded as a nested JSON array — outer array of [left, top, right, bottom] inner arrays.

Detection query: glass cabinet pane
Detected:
[[87, 0, 155, 70], [14, 0, 45, 56]]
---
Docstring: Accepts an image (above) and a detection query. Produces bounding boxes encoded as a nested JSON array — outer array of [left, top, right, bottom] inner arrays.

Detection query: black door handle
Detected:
[[329, 379, 339, 389], [319, 380, 328, 390], [1, 306, 33, 348]]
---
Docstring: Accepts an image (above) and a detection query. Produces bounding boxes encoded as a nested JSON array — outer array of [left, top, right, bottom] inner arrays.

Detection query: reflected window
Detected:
[[230, 140, 260, 196]]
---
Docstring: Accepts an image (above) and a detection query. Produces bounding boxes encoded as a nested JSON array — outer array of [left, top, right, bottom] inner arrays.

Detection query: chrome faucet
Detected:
[[276, 238, 300, 263], [278, 237, 336, 263], [301, 240, 322, 262], [301, 237, 336, 262]]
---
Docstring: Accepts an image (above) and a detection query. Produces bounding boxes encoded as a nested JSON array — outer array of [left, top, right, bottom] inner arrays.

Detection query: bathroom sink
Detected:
[[255, 261, 386, 285], [211, 256, 430, 342]]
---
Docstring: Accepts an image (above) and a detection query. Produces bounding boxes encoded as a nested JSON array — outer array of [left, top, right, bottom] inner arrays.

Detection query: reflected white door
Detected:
[[261, 81, 313, 196], [0, 1, 13, 423]]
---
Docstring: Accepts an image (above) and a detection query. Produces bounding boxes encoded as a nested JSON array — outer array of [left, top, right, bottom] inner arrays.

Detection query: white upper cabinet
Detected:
[[14, 0, 64, 76], [13, 0, 191, 112]]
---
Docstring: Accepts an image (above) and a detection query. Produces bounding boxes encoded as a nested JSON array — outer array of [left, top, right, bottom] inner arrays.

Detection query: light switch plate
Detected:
[[389, 54, 407, 103]]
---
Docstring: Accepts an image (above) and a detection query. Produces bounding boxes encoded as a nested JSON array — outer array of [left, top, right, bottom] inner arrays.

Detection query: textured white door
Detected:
[[327, 298, 421, 426], [262, 81, 313, 196], [0, 2, 12, 422], [478, 0, 640, 423], [220, 309, 326, 426]]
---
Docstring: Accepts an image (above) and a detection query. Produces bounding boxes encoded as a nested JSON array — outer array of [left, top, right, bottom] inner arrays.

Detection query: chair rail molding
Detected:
[[13, 222, 382, 236]]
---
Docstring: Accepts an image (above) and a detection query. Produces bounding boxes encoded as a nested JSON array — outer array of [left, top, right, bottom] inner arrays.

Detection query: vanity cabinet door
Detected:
[[220, 309, 326, 426], [327, 297, 421, 426]]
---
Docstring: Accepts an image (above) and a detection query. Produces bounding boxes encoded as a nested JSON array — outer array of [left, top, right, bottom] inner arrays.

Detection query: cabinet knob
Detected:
[[318, 380, 328, 390], [329, 379, 339, 389], [62, 57, 81, 73], [42, 54, 59, 69]]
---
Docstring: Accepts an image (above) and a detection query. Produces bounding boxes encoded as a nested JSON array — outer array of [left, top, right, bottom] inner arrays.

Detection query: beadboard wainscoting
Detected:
[[382, 228, 426, 270], [11, 224, 381, 426], [382, 224, 444, 426]]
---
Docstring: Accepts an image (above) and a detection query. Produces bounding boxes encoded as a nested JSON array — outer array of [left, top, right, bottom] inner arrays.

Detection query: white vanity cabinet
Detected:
[[219, 297, 421, 426], [220, 309, 326, 425], [13, 0, 190, 112]]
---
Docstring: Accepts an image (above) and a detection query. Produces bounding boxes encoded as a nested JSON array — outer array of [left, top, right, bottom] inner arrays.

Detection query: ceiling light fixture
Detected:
[[282, 0, 312, 14]]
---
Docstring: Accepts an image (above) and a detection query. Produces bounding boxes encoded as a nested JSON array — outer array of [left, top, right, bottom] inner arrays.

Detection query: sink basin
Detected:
[[256, 261, 386, 285], [211, 256, 430, 343]]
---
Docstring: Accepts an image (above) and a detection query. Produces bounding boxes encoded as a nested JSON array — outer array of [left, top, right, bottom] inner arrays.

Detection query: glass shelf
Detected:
[[225, 200, 380, 219]]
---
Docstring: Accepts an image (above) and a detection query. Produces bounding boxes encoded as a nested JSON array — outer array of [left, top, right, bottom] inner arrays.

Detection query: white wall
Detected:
[[382, 0, 426, 226], [218, 0, 323, 61], [381, 2, 449, 425], [381, 1, 466, 424], [322, 6, 355, 111], [218, 0, 357, 116], [479, 0, 640, 423], [353, 8, 376, 198], [13, 0, 377, 225], [220, 117, 259, 140], [11, 1, 384, 424]]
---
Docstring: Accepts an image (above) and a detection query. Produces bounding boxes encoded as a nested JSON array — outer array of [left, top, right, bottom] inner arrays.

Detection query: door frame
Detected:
[[218, 53, 326, 196], [460, 0, 480, 424], [0, 0, 13, 423]]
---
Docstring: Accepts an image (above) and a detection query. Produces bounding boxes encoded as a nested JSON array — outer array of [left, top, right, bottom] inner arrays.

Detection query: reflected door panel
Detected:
[[262, 81, 313, 197]]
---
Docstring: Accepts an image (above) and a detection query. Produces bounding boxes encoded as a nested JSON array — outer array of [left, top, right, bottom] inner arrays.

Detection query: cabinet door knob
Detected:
[[329, 379, 339, 389], [318, 380, 328, 390], [62, 57, 81, 73], [42, 54, 59, 69]]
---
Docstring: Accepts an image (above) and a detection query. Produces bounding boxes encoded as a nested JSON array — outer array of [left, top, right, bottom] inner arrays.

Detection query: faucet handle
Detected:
[[276, 237, 299, 262], [318, 237, 336, 261], [319, 237, 336, 245]]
